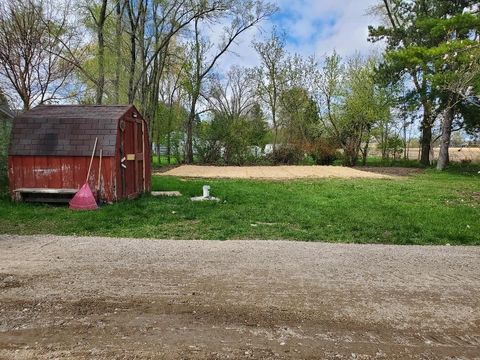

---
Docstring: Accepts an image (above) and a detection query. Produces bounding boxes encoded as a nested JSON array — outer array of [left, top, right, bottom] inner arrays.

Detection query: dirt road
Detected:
[[1, 235, 479, 359]]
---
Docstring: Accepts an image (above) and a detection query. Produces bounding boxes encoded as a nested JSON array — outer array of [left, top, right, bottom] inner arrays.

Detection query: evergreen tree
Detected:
[[369, 0, 479, 166]]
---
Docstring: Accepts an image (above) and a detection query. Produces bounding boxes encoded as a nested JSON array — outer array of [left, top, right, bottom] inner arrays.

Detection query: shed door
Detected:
[[122, 119, 145, 197]]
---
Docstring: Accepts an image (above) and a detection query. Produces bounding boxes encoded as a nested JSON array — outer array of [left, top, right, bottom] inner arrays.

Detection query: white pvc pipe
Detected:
[[202, 185, 210, 198]]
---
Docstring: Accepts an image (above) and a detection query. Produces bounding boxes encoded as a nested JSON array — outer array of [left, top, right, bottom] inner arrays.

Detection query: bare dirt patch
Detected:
[[1, 235, 479, 359], [444, 190, 480, 208], [353, 166, 425, 177], [158, 165, 394, 180]]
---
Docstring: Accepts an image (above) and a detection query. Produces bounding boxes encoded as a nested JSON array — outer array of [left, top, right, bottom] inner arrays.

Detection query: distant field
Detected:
[[397, 147, 480, 163]]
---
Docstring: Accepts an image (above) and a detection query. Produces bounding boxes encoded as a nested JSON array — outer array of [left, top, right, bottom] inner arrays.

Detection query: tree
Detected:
[[200, 66, 268, 164], [156, 46, 190, 164], [316, 52, 344, 146], [113, 0, 126, 104], [253, 29, 286, 152], [154, 101, 187, 164], [316, 53, 393, 166], [378, 135, 404, 160], [50, 0, 231, 136], [0, 0, 76, 110], [279, 87, 320, 149], [70, 0, 127, 104], [369, 0, 479, 166], [460, 99, 480, 137], [246, 103, 268, 147], [342, 57, 392, 166], [183, 0, 276, 163], [432, 22, 480, 169], [208, 66, 257, 119], [280, 54, 320, 146], [83, 0, 110, 104], [0, 88, 12, 177]]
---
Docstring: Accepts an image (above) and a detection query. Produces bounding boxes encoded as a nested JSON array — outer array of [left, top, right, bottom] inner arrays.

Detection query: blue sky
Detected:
[[271, 9, 338, 46], [218, 0, 383, 69]]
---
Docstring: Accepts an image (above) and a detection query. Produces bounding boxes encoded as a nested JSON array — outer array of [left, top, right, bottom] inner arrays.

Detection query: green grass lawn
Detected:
[[0, 167, 479, 244], [151, 155, 179, 168]]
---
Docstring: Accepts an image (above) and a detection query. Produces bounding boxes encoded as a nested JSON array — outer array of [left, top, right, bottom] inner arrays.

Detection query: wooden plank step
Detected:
[[14, 188, 78, 194], [23, 197, 72, 203], [13, 188, 79, 203]]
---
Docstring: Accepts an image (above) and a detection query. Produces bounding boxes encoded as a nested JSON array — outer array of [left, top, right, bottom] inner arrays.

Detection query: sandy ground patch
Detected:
[[157, 165, 394, 180], [1, 235, 479, 359]]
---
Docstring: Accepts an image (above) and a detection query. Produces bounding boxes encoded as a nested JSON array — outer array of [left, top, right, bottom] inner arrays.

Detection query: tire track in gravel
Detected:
[[1, 235, 479, 359]]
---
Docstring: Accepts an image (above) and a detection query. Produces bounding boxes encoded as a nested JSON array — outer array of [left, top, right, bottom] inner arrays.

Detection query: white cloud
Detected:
[[216, 0, 383, 71]]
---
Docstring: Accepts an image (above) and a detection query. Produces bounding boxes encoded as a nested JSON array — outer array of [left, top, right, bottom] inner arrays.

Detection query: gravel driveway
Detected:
[[1, 235, 479, 359]]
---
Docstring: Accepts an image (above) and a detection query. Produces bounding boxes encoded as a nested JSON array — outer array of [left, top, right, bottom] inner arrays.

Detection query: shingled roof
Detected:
[[9, 105, 133, 156]]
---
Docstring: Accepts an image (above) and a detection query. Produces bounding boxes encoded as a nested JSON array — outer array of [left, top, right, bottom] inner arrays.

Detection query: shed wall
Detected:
[[8, 156, 117, 202], [8, 105, 151, 203]]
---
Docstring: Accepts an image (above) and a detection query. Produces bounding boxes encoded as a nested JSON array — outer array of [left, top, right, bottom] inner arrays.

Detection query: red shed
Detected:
[[8, 105, 151, 203]]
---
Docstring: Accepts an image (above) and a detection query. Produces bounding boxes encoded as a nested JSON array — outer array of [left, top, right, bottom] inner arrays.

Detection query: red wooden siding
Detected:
[[9, 156, 116, 202], [115, 109, 151, 200], [8, 104, 151, 203]]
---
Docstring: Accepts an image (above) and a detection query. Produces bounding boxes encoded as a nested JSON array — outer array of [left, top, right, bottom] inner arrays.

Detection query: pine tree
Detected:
[[369, 0, 480, 166]]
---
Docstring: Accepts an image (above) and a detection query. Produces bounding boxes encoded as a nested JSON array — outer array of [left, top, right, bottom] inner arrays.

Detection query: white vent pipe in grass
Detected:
[[203, 185, 210, 198]]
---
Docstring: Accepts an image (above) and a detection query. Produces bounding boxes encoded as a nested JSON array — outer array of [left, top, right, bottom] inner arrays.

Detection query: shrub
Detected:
[[195, 140, 223, 164], [310, 139, 339, 165], [267, 146, 304, 165], [378, 136, 404, 160]]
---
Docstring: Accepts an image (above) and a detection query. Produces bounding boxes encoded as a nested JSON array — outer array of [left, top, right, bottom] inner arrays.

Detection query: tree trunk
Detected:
[[420, 108, 432, 166], [437, 105, 455, 171], [343, 153, 356, 167], [343, 141, 358, 167], [420, 126, 432, 166], [22, 97, 30, 111], [127, 31, 136, 103], [271, 100, 277, 152], [362, 137, 370, 166], [138, 2, 146, 112], [114, 1, 123, 104], [167, 106, 173, 164], [185, 17, 201, 165], [186, 101, 197, 164], [95, 0, 108, 105], [96, 30, 105, 104], [381, 132, 387, 159], [167, 131, 171, 164]]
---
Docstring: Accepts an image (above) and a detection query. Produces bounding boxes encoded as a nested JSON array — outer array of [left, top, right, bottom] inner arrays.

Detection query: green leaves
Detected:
[[369, 0, 480, 166]]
